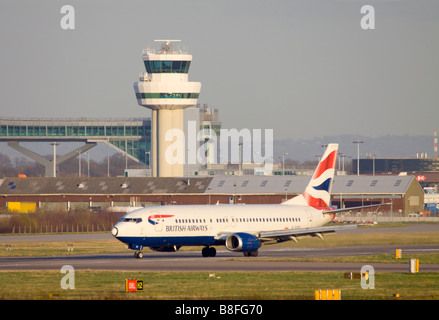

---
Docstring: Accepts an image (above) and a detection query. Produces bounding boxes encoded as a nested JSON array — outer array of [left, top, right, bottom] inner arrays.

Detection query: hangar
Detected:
[[0, 175, 423, 215]]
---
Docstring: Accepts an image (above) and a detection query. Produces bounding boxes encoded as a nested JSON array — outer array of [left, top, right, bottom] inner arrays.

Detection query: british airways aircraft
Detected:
[[111, 144, 375, 258]]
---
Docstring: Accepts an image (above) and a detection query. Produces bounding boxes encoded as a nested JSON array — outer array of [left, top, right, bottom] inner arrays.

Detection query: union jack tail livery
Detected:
[[283, 143, 338, 208]]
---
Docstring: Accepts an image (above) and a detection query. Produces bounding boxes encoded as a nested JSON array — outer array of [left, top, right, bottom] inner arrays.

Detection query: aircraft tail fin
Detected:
[[283, 143, 338, 208]]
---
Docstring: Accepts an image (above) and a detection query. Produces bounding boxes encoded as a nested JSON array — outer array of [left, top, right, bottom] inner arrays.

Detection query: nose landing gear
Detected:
[[134, 251, 143, 259]]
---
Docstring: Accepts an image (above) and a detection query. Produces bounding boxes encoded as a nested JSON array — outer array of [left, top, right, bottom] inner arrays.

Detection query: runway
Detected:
[[1, 224, 438, 273], [1, 244, 439, 273]]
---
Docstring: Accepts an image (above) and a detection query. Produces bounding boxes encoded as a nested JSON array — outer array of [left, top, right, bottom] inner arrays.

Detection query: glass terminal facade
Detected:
[[0, 119, 151, 165]]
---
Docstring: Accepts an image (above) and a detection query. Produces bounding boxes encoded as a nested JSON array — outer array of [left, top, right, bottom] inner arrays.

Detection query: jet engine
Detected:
[[225, 233, 260, 252]]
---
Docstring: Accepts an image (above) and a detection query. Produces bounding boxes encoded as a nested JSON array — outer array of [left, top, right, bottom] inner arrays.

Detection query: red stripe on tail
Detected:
[[312, 150, 337, 180]]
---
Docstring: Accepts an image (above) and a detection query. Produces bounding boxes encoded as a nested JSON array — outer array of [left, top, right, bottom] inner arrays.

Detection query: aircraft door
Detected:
[[155, 218, 163, 232], [306, 209, 313, 227], [151, 212, 163, 232]]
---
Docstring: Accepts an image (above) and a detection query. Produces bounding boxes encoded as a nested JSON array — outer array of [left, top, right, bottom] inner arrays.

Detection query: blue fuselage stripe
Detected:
[[116, 236, 220, 247]]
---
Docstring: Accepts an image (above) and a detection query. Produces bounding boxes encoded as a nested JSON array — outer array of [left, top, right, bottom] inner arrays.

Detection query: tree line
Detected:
[[0, 209, 123, 234]]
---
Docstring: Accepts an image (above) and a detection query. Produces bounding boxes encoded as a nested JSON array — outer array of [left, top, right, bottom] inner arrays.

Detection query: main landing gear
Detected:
[[134, 251, 143, 259], [201, 246, 216, 257], [243, 250, 258, 257]]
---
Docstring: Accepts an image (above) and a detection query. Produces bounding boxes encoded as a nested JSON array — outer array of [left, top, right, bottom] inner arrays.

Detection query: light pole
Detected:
[[340, 153, 346, 173], [238, 143, 243, 175], [282, 152, 288, 175], [50, 142, 59, 177], [78, 150, 81, 177], [372, 153, 378, 176], [84, 152, 90, 177], [353, 140, 364, 176], [338, 152, 344, 171]]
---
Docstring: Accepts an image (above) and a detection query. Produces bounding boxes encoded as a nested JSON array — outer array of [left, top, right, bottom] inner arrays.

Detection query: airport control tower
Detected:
[[134, 40, 201, 177]]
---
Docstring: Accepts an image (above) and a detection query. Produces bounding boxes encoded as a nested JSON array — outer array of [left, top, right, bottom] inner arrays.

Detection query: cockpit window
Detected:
[[123, 218, 142, 223]]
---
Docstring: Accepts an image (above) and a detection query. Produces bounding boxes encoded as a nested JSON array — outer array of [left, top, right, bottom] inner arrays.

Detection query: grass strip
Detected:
[[0, 270, 438, 300]]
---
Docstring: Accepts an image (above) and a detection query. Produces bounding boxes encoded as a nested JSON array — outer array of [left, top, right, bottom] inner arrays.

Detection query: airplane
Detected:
[[111, 143, 386, 258]]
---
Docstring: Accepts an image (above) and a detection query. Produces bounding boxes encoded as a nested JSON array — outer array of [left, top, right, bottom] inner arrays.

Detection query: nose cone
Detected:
[[111, 227, 118, 237]]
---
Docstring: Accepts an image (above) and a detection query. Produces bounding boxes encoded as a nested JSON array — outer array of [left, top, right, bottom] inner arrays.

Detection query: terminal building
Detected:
[[355, 157, 439, 175], [0, 117, 150, 177], [0, 174, 424, 215], [354, 156, 439, 190]]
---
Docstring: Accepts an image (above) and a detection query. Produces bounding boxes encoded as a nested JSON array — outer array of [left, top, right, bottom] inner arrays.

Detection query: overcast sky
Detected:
[[1, 0, 438, 142]]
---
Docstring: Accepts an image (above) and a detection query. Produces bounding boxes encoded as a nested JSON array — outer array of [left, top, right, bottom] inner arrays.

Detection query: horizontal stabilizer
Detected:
[[322, 203, 391, 214]]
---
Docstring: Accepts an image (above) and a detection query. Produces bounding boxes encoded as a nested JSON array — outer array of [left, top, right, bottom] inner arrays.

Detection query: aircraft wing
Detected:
[[215, 224, 357, 243], [257, 224, 357, 242]]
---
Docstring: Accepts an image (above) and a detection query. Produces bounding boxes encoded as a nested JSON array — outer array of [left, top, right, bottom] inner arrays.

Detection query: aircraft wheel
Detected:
[[208, 247, 216, 257], [134, 251, 143, 259], [202, 247, 216, 257], [243, 251, 258, 257]]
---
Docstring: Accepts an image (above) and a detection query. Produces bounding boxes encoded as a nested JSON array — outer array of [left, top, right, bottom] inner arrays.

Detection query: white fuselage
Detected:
[[111, 203, 332, 249]]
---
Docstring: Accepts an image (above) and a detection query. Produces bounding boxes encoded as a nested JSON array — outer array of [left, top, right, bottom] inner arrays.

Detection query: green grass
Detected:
[[0, 240, 128, 257], [227, 253, 439, 264], [0, 270, 438, 300]]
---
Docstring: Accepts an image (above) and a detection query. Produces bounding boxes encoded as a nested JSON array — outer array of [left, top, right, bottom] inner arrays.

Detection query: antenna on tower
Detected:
[[434, 128, 437, 157], [154, 40, 181, 53]]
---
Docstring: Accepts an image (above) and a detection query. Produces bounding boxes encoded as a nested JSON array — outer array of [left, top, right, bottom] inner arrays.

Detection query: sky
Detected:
[[0, 0, 438, 145]]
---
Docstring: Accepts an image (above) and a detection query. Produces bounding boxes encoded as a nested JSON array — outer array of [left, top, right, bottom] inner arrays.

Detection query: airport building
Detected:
[[0, 175, 424, 215], [0, 117, 151, 177], [354, 157, 439, 175], [354, 156, 439, 191]]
